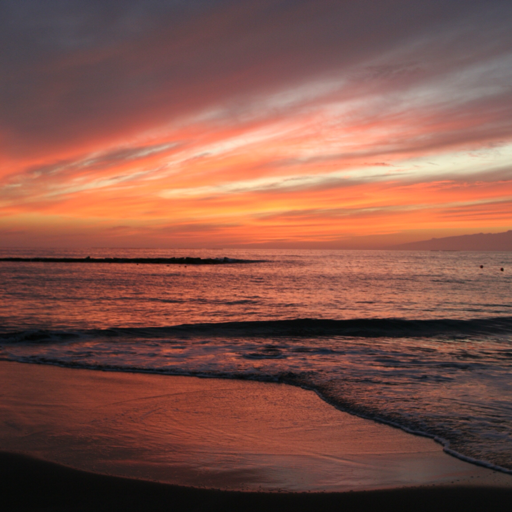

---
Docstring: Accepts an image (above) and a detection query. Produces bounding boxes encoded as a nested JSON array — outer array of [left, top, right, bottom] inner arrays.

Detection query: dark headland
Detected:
[[0, 256, 260, 265], [388, 230, 512, 251]]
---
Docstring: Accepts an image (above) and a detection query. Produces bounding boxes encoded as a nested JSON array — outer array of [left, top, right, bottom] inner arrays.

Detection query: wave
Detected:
[[2, 316, 511, 344]]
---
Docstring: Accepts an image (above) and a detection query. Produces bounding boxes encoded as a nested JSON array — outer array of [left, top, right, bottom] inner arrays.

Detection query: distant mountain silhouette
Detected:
[[389, 230, 512, 251]]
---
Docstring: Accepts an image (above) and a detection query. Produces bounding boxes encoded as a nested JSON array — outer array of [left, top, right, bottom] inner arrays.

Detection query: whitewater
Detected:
[[0, 248, 511, 472]]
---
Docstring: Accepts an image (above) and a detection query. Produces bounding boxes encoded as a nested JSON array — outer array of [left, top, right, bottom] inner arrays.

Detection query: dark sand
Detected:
[[1, 361, 511, 511], [2, 451, 512, 512]]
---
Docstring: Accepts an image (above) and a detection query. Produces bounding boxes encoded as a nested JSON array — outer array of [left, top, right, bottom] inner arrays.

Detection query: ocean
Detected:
[[0, 248, 511, 473]]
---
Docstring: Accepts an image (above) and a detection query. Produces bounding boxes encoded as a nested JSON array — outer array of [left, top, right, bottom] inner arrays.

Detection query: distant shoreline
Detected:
[[0, 256, 260, 265]]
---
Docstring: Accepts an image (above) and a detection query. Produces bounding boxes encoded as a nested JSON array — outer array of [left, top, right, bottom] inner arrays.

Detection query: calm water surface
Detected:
[[0, 248, 511, 472]]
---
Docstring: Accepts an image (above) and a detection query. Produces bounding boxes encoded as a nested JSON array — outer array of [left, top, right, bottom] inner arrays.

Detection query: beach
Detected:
[[1, 360, 511, 511]]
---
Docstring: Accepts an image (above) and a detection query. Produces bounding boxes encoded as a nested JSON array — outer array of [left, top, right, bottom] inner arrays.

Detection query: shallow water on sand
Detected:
[[2, 362, 507, 492]]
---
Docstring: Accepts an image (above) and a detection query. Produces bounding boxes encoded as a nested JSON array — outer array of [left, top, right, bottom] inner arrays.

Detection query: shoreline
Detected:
[[1, 360, 512, 509], [4, 358, 512, 477]]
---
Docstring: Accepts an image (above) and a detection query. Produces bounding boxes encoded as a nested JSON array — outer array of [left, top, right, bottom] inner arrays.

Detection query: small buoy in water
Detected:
[[480, 265, 484, 269], [501, 268, 504, 272]]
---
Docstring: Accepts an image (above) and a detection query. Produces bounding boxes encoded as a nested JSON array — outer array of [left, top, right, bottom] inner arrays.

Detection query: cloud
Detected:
[[2, 1, 510, 155], [1, 0, 512, 246]]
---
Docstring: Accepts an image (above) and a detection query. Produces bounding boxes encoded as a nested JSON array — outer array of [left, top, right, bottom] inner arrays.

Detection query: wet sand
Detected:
[[1, 361, 511, 510]]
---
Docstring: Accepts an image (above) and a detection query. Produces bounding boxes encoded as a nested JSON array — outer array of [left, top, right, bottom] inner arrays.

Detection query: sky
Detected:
[[1, 0, 512, 249]]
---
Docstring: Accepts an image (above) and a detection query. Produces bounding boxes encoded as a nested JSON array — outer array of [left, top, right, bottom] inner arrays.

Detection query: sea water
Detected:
[[0, 248, 511, 472]]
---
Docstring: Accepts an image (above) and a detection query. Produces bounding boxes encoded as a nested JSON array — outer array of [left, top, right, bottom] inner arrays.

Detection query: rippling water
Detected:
[[0, 248, 511, 472]]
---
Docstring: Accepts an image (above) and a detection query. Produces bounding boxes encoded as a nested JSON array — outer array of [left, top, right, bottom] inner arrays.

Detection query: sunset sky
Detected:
[[1, 0, 512, 249]]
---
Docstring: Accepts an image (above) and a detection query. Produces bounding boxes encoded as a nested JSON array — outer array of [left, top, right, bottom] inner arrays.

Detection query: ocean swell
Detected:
[[2, 316, 511, 344]]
